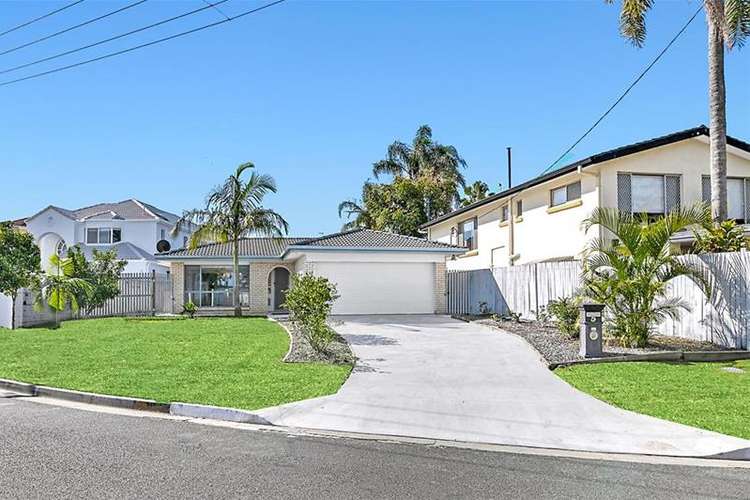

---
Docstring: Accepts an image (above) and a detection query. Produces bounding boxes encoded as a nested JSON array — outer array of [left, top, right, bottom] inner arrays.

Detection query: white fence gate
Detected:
[[447, 260, 582, 319]]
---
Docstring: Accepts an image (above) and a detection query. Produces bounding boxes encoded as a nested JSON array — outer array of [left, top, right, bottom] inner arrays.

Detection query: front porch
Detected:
[[170, 261, 294, 315]]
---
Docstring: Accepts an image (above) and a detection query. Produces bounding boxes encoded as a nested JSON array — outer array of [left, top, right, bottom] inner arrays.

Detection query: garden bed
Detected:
[[280, 320, 356, 365], [465, 316, 730, 366]]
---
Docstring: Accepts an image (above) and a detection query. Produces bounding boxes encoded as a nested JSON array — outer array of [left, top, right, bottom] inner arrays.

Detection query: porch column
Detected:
[[434, 261, 447, 314], [171, 262, 184, 313]]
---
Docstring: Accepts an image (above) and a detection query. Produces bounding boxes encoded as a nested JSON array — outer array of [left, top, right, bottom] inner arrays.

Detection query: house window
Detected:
[[86, 227, 121, 244], [702, 176, 750, 222], [500, 205, 509, 223], [457, 218, 477, 251], [184, 265, 250, 307], [618, 173, 680, 218], [516, 200, 523, 217], [550, 181, 581, 207]]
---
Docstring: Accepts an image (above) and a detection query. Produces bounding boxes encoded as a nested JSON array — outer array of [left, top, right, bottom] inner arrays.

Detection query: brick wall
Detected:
[[171, 262, 184, 313], [248, 261, 293, 314], [434, 261, 447, 314]]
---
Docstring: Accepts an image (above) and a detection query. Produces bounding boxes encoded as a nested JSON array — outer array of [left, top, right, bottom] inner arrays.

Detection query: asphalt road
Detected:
[[1, 397, 749, 500]]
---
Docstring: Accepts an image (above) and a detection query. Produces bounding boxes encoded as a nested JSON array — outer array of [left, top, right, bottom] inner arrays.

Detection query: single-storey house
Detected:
[[422, 126, 750, 270], [156, 229, 464, 315]]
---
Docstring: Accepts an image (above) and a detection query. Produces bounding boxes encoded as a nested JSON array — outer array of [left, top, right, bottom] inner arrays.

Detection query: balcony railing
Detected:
[[184, 290, 249, 308]]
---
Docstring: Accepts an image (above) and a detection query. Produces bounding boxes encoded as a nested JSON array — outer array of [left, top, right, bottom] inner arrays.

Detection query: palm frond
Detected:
[[618, 0, 654, 47]]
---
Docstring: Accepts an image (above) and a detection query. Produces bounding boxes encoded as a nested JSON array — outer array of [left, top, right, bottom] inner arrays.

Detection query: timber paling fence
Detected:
[[447, 252, 750, 350], [16, 271, 173, 327]]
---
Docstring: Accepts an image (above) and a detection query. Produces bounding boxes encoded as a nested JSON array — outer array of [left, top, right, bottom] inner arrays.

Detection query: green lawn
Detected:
[[0, 317, 351, 410], [558, 360, 750, 440]]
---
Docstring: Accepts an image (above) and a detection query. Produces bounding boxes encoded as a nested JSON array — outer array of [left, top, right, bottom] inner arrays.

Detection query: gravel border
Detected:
[[279, 320, 355, 365], [464, 316, 731, 367]]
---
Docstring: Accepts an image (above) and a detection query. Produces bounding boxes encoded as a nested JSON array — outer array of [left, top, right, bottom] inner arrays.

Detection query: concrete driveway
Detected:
[[257, 315, 750, 456]]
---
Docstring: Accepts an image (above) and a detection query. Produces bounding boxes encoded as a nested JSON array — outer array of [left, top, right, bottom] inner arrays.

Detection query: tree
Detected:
[[173, 162, 288, 317], [338, 183, 375, 231], [67, 246, 126, 313], [607, 0, 750, 221], [34, 254, 93, 328], [461, 180, 492, 207], [371, 124, 467, 218], [581, 205, 712, 347], [0, 223, 40, 329]]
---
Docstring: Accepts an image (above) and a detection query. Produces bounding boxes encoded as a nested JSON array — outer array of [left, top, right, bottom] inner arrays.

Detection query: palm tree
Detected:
[[173, 163, 288, 317], [607, 0, 750, 221], [372, 125, 467, 209], [461, 180, 492, 207], [34, 253, 93, 329], [581, 205, 712, 347]]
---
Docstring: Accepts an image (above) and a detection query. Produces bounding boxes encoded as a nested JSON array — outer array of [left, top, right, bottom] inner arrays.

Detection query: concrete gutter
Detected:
[[551, 351, 750, 370], [0, 377, 169, 413], [169, 402, 271, 424]]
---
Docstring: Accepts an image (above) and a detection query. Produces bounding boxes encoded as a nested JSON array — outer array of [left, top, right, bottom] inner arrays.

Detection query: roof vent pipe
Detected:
[[506, 147, 512, 188]]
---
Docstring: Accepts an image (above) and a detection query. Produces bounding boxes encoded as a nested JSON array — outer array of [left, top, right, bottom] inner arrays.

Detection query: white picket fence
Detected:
[[447, 252, 750, 350]]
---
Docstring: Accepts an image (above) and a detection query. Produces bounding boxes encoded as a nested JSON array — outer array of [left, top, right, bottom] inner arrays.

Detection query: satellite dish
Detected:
[[156, 240, 171, 253]]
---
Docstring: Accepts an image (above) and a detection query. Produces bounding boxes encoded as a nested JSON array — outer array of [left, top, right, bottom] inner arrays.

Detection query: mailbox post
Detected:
[[580, 303, 604, 358]]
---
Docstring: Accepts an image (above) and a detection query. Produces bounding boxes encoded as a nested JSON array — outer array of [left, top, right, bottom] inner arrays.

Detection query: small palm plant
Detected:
[[581, 205, 712, 347], [34, 254, 93, 328], [173, 163, 288, 317]]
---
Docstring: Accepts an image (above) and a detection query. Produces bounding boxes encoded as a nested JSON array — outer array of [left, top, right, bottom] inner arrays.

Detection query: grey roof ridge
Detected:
[[289, 227, 463, 249]]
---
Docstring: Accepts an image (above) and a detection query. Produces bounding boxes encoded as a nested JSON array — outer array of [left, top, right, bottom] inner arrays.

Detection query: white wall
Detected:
[[0, 292, 13, 329], [430, 137, 750, 271]]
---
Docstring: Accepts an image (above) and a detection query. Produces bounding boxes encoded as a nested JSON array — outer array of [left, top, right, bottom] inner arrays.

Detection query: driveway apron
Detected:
[[256, 315, 750, 456]]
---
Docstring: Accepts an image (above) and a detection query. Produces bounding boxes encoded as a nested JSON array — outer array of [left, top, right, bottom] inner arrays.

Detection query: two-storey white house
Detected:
[[423, 126, 750, 270], [21, 199, 193, 273]]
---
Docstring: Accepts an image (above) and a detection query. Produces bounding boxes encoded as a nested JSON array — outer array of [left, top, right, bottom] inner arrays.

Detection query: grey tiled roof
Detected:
[[72, 200, 179, 222], [159, 237, 310, 258], [293, 229, 462, 249], [157, 229, 461, 258]]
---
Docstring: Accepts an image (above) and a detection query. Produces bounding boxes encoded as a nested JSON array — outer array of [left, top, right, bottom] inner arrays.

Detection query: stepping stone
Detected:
[[721, 366, 745, 374]]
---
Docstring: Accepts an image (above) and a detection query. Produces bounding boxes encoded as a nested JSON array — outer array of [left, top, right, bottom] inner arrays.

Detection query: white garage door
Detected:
[[315, 262, 435, 315]]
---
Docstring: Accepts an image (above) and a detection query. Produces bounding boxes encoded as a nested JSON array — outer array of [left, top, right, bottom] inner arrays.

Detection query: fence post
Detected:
[[533, 263, 540, 320], [151, 270, 156, 316]]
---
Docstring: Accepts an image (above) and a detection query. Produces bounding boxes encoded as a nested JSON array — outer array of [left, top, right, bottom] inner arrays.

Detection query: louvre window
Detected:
[[516, 200, 523, 217], [617, 173, 680, 218], [500, 205, 509, 222], [86, 227, 122, 244]]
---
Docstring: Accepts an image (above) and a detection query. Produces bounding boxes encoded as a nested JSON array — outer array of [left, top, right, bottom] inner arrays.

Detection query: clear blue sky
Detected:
[[2, 0, 748, 235]]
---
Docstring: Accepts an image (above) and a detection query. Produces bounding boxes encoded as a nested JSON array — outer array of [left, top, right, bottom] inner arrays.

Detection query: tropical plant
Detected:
[[693, 219, 749, 253], [547, 296, 581, 339], [34, 254, 94, 328], [283, 273, 339, 352], [67, 246, 126, 313], [0, 223, 40, 329], [173, 162, 288, 317], [606, 0, 750, 221], [338, 182, 375, 231], [461, 180, 492, 207], [182, 300, 198, 319], [581, 205, 712, 347]]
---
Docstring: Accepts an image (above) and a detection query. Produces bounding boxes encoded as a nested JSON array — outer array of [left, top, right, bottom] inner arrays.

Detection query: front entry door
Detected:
[[272, 268, 290, 311]]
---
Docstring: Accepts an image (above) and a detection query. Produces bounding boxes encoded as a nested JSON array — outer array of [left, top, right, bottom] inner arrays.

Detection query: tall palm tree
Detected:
[[461, 180, 492, 207], [372, 125, 467, 207], [607, 0, 749, 221], [582, 205, 712, 347], [173, 163, 288, 317]]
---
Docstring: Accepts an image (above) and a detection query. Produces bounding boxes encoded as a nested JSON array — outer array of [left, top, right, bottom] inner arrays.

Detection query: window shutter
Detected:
[[702, 176, 711, 204], [617, 173, 631, 213], [665, 175, 680, 213]]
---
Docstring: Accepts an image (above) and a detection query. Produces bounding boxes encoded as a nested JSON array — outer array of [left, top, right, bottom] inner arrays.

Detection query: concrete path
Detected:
[[257, 315, 750, 457]]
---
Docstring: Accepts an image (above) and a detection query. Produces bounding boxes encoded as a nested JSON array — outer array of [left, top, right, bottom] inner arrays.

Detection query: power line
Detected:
[[0, 0, 288, 88], [0, 0, 149, 57], [0, 0, 86, 39], [201, 0, 231, 21], [538, 5, 704, 176], [0, 0, 231, 77]]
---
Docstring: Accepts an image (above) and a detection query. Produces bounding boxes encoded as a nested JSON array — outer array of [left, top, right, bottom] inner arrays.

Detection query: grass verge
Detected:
[[0, 317, 351, 410], [557, 360, 750, 440]]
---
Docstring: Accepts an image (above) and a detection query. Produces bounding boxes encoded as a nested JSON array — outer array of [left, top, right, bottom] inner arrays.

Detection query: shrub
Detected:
[[693, 220, 748, 253], [547, 296, 580, 339], [283, 273, 339, 353], [182, 301, 198, 319]]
